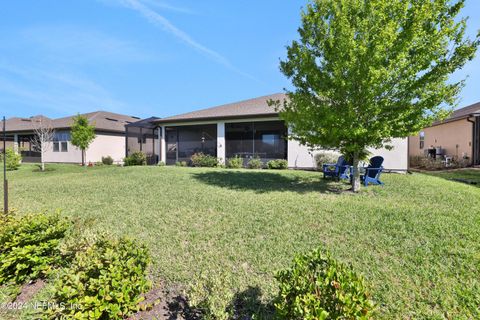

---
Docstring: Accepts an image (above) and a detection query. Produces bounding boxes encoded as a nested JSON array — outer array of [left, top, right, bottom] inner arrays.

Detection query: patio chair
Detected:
[[361, 156, 384, 186], [323, 156, 350, 181]]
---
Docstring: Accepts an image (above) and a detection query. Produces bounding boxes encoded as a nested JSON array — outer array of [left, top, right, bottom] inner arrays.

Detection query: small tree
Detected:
[[70, 115, 95, 166], [271, 0, 479, 192], [31, 118, 55, 172]]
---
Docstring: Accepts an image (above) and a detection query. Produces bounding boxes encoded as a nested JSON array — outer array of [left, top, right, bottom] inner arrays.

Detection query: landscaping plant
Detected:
[[0, 148, 22, 171], [314, 152, 339, 170], [275, 248, 375, 320], [124, 151, 147, 166], [267, 159, 288, 170], [0, 212, 69, 284], [247, 157, 263, 169], [70, 114, 96, 167], [101, 155, 114, 165], [226, 156, 243, 169], [270, 0, 479, 191], [42, 237, 151, 320], [191, 152, 219, 167]]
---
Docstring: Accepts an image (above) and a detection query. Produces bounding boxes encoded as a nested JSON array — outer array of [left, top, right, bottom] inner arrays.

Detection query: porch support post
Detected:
[[160, 126, 166, 163], [217, 122, 226, 164], [13, 134, 18, 154]]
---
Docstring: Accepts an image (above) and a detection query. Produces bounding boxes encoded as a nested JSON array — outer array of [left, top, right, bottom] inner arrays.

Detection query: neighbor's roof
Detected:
[[2, 111, 140, 133], [431, 101, 480, 126], [154, 93, 287, 124]]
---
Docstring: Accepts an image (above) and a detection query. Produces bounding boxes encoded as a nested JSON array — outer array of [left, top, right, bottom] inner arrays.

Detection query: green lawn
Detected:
[[426, 168, 480, 186], [1, 164, 480, 319]]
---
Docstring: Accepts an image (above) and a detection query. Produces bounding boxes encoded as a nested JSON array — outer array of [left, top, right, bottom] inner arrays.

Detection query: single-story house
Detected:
[[408, 101, 480, 165], [1, 111, 140, 164], [127, 94, 408, 170]]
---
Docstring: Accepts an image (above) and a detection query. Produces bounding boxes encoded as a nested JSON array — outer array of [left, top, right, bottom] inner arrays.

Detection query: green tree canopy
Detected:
[[271, 0, 479, 191], [71, 115, 96, 166]]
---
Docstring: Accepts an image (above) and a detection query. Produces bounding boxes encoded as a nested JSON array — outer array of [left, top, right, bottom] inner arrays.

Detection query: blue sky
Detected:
[[1, 0, 479, 119]]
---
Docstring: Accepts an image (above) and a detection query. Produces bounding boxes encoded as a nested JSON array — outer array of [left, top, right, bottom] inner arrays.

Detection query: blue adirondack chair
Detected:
[[323, 156, 350, 181], [361, 156, 384, 186]]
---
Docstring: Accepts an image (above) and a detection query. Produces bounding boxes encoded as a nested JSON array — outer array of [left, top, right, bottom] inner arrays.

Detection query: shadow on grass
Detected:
[[192, 170, 346, 194], [227, 286, 275, 320], [421, 169, 480, 188]]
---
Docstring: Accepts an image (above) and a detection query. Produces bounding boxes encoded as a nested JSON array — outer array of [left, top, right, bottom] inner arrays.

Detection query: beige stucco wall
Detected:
[[86, 133, 125, 164], [43, 132, 125, 164], [288, 137, 408, 171], [409, 119, 472, 161]]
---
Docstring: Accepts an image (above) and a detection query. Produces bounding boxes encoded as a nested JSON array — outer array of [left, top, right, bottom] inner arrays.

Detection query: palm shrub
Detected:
[[42, 237, 151, 320], [314, 152, 339, 170], [275, 248, 375, 319], [124, 151, 147, 166], [191, 153, 219, 167], [0, 212, 69, 284], [226, 156, 243, 169], [0, 148, 22, 171], [267, 159, 288, 169], [247, 158, 263, 169]]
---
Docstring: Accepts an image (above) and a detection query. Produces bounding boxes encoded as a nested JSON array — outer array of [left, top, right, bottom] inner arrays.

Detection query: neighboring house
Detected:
[[1, 111, 140, 164], [409, 102, 480, 165], [127, 94, 408, 170]]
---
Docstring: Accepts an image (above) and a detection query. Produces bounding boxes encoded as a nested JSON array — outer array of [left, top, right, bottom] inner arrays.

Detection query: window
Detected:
[[53, 131, 70, 152], [419, 131, 425, 149]]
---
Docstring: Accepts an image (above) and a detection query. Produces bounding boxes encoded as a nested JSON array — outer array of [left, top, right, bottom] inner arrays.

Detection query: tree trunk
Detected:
[[40, 144, 45, 172], [351, 152, 361, 192], [82, 149, 85, 166]]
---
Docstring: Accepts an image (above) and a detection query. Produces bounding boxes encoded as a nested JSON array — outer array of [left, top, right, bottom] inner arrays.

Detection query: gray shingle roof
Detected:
[[2, 111, 140, 133], [431, 101, 480, 126], [154, 93, 286, 124]]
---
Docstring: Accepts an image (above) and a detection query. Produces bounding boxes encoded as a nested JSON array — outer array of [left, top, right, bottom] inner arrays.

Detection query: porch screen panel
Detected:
[[225, 122, 254, 158], [253, 121, 287, 160], [177, 125, 217, 163]]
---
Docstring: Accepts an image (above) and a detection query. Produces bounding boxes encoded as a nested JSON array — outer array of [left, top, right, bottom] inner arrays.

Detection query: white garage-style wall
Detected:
[[85, 133, 126, 164]]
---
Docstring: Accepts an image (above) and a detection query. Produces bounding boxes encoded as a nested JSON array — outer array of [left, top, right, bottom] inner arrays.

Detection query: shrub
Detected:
[[188, 269, 235, 320], [226, 156, 243, 169], [157, 161, 166, 166], [0, 148, 22, 171], [124, 151, 147, 166], [191, 153, 219, 167], [267, 159, 288, 170], [247, 158, 263, 169], [314, 152, 339, 169], [102, 155, 114, 165], [176, 161, 187, 167], [42, 237, 151, 320], [0, 212, 69, 284], [275, 248, 375, 320]]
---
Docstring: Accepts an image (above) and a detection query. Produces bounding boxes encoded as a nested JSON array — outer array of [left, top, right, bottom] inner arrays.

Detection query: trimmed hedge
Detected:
[[191, 153, 219, 167], [267, 159, 288, 170], [124, 152, 147, 166]]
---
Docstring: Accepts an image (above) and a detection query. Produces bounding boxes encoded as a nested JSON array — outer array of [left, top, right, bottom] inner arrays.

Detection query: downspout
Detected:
[[467, 115, 477, 166]]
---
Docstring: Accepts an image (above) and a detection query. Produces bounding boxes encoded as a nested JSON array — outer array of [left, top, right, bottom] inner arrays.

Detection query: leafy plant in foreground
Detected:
[[275, 248, 375, 319]]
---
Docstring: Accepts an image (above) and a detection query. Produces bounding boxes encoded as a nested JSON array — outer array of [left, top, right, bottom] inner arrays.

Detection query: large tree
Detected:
[[71, 115, 95, 166], [271, 0, 479, 191]]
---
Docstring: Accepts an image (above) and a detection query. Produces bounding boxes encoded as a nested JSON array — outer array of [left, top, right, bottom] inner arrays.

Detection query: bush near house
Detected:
[[0, 212, 69, 285], [191, 153, 219, 167], [124, 151, 147, 166], [176, 161, 187, 167], [42, 237, 151, 320], [226, 156, 243, 169], [275, 248, 375, 320], [102, 155, 114, 165], [0, 148, 22, 171], [267, 159, 288, 170], [247, 158, 263, 169], [314, 152, 339, 170]]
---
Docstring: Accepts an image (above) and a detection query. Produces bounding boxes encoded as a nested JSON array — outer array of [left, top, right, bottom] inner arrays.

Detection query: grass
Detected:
[[1, 163, 480, 319], [425, 168, 480, 186]]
